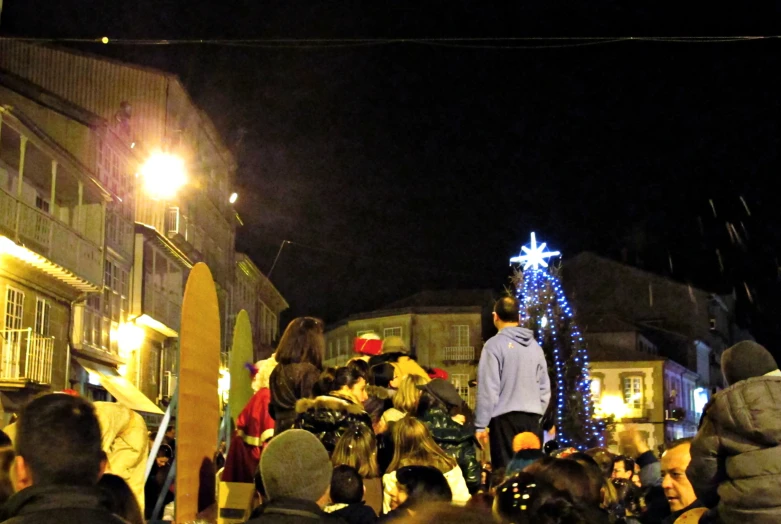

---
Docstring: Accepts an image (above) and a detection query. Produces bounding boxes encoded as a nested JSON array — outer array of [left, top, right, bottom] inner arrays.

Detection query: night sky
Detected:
[[2, 2, 780, 348]]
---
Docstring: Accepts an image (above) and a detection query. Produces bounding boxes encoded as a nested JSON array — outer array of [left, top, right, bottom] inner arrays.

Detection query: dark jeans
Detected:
[[488, 411, 542, 470]]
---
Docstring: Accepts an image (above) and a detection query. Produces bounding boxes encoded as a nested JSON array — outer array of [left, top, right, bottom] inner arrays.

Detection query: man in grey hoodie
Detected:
[[475, 296, 551, 470]]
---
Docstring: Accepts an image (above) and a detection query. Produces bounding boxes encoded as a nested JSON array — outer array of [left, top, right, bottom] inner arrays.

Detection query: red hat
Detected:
[[354, 335, 383, 356]]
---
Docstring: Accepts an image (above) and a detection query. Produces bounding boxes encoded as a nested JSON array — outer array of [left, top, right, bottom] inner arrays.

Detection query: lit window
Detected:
[[384, 327, 402, 338], [623, 377, 643, 410]]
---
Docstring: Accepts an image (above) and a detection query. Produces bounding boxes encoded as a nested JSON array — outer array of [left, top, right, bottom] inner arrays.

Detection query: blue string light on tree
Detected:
[[510, 232, 603, 449]]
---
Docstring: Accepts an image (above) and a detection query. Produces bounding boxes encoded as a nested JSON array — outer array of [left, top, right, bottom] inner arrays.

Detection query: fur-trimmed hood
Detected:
[[295, 394, 366, 415]]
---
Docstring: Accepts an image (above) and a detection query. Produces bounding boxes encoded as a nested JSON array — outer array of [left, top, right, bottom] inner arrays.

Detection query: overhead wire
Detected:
[[0, 35, 776, 50]]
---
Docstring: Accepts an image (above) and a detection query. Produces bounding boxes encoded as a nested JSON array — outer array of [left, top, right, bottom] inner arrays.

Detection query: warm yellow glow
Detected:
[[117, 322, 145, 354], [229, 192, 238, 204], [594, 394, 630, 420], [140, 151, 187, 199], [218, 367, 231, 402], [117, 364, 128, 377]]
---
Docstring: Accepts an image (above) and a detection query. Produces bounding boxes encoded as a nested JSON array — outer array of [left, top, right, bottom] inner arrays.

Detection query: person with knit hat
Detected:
[[687, 340, 781, 524], [247, 429, 346, 523]]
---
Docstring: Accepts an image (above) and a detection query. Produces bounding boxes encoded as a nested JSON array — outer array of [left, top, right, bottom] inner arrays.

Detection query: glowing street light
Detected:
[[229, 192, 238, 204], [140, 151, 187, 199], [117, 322, 145, 355]]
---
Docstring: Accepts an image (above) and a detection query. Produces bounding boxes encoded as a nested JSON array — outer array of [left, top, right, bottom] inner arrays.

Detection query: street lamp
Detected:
[[229, 192, 238, 204], [140, 151, 187, 199]]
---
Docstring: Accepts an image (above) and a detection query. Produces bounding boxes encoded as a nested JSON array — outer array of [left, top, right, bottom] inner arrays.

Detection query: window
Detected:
[[452, 325, 470, 346], [97, 141, 134, 221], [4, 287, 25, 331], [35, 195, 50, 213], [384, 327, 402, 339], [259, 304, 278, 345], [590, 378, 602, 399], [451, 374, 470, 401], [82, 258, 129, 353], [623, 377, 643, 410], [34, 298, 51, 336]]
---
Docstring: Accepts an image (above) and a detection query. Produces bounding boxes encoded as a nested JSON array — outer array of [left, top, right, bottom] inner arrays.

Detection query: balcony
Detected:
[[142, 284, 182, 334], [0, 328, 55, 385], [441, 346, 475, 362], [0, 189, 103, 288]]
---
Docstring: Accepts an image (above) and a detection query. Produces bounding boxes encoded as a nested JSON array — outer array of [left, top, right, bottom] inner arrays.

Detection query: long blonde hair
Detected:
[[393, 374, 426, 414], [332, 423, 380, 478], [387, 416, 457, 474]]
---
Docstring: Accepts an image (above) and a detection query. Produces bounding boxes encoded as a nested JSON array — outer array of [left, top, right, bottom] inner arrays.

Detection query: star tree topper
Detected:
[[510, 232, 561, 270]]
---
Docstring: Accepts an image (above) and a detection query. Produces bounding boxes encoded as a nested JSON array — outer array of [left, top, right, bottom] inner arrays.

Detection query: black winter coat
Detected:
[[1, 485, 129, 524], [295, 394, 374, 453], [418, 406, 480, 492], [329, 503, 377, 524]]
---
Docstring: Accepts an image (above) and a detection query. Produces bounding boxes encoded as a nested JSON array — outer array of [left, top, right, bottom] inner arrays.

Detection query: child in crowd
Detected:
[[380, 465, 452, 522], [324, 465, 378, 524], [332, 424, 383, 514], [688, 341, 781, 524]]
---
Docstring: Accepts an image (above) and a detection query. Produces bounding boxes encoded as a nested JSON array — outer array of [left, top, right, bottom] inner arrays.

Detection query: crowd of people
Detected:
[[0, 298, 779, 524]]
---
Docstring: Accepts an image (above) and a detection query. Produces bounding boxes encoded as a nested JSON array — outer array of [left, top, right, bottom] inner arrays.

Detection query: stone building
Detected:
[[325, 290, 495, 408]]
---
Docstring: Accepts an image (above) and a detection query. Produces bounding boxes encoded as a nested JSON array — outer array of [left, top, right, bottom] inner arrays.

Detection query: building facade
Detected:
[[562, 252, 748, 446], [588, 328, 702, 453], [0, 98, 108, 410], [324, 290, 495, 408], [0, 42, 283, 423], [230, 253, 288, 361]]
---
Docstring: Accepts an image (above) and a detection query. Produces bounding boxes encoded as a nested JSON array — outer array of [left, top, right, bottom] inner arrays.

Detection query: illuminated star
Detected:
[[510, 232, 561, 270]]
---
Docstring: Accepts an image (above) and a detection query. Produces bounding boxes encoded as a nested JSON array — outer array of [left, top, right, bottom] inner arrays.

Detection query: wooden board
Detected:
[[176, 262, 221, 521], [229, 309, 254, 426]]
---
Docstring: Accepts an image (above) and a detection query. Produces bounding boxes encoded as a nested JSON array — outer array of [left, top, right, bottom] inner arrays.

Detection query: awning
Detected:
[[75, 358, 164, 414]]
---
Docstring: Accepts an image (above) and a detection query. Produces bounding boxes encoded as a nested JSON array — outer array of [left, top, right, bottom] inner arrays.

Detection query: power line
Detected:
[[0, 35, 775, 50]]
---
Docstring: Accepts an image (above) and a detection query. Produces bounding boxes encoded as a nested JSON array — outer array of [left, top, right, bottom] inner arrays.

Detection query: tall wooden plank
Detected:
[[176, 263, 221, 521], [229, 310, 254, 425]]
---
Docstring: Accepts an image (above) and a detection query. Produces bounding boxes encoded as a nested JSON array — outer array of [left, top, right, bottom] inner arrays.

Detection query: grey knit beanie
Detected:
[[721, 340, 779, 386], [260, 429, 332, 502]]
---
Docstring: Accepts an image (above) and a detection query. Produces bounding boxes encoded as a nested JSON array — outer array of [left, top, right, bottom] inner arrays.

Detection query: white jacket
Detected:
[[382, 465, 470, 514]]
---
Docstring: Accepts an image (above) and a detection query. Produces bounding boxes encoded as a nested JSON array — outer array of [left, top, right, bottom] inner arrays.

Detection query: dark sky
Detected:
[[3, 2, 781, 346]]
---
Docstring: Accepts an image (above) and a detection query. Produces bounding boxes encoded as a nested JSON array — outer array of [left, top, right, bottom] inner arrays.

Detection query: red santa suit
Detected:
[[222, 387, 275, 483]]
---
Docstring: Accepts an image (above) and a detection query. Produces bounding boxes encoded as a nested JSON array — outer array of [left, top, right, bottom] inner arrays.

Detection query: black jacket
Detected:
[[418, 406, 480, 492], [1, 485, 129, 524], [295, 394, 374, 453], [247, 497, 346, 524], [328, 503, 377, 524]]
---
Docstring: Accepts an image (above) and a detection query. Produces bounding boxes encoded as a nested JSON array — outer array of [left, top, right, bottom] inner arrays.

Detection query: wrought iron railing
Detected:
[[0, 328, 55, 384]]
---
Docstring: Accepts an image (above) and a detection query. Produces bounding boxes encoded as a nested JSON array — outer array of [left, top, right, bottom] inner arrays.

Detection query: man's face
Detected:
[[165, 428, 175, 440], [612, 460, 633, 480], [661, 443, 697, 512]]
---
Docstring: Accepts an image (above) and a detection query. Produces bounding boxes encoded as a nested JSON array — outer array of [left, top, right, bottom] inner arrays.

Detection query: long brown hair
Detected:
[[387, 416, 457, 474], [393, 374, 426, 413], [332, 423, 380, 478], [275, 317, 325, 369]]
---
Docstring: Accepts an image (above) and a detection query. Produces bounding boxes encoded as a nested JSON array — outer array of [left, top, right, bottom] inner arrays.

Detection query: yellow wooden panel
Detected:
[[229, 310, 254, 425], [176, 262, 221, 521]]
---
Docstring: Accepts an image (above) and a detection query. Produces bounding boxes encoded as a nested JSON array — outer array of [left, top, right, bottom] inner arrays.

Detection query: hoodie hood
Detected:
[[496, 326, 535, 346]]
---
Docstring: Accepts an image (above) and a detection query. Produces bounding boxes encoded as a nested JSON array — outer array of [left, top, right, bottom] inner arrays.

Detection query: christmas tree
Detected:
[[510, 233, 603, 449]]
